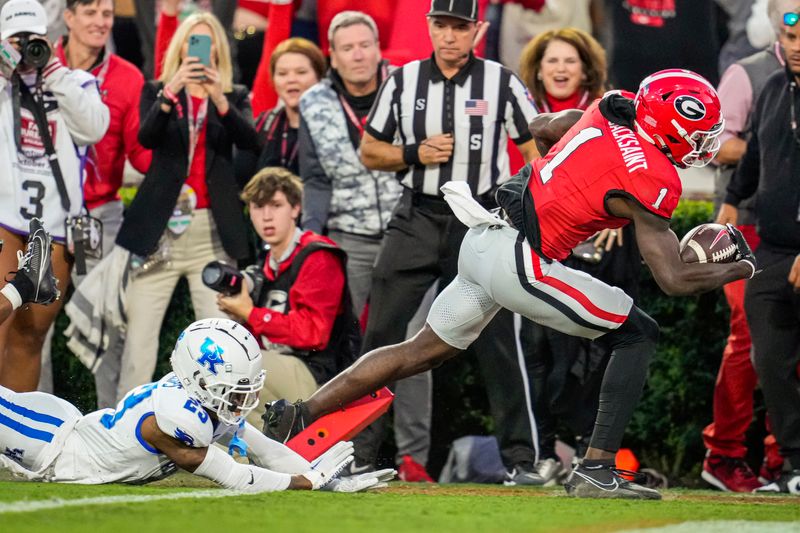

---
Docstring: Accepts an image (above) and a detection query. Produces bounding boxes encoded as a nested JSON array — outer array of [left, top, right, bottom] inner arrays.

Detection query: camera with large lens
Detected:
[[202, 260, 267, 302], [18, 33, 50, 69], [202, 261, 246, 296]]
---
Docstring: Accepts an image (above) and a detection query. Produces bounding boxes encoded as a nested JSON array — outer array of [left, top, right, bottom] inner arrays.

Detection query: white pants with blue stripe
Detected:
[[0, 385, 82, 475]]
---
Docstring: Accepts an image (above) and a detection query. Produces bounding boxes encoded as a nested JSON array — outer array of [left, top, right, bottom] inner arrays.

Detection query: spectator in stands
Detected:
[[722, 5, 800, 496], [299, 11, 401, 317], [114, 12, 257, 401], [495, 0, 593, 74], [236, 38, 325, 183], [708, 0, 800, 493], [217, 167, 351, 428], [518, 26, 606, 112], [0, 0, 108, 392]]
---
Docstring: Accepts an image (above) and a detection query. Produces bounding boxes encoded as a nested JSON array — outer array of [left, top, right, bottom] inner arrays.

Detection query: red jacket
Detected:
[[247, 231, 346, 351], [56, 40, 152, 210]]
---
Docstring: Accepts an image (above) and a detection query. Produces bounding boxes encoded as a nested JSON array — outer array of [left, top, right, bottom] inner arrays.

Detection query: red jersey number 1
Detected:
[[539, 127, 603, 184]]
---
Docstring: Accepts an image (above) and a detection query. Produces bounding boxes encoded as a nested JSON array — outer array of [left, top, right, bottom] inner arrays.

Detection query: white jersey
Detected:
[[1, 376, 311, 488], [0, 61, 109, 240], [50, 373, 237, 484]]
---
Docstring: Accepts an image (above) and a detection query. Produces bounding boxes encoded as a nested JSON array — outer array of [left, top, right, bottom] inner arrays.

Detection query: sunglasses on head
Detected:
[[785, 12, 799, 26]]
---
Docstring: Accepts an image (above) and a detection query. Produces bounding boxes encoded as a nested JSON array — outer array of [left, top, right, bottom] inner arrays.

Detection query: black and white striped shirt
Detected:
[[365, 54, 537, 197]]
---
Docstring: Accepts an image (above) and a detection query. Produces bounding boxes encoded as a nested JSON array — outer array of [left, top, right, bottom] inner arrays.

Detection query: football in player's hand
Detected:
[[679, 223, 737, 264]]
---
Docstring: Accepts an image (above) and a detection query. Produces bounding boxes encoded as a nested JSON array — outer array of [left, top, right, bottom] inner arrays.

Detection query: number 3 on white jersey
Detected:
[[539, 127, 603, 184]]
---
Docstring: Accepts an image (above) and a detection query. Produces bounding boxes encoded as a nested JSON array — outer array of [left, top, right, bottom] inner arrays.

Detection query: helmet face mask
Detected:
[[202, 375, 264, 425], [634, 69, 724, 169], [170, 318, 265, 425]]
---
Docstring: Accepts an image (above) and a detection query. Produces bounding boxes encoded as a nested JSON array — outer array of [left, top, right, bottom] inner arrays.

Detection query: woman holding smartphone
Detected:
[[113, 12, 257, 400]]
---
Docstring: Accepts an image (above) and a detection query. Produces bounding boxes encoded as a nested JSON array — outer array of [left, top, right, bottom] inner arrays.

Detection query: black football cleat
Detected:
[[261, 399, 311, 443], [754, 469, 800, 495], [564, 462, 662, 500], [14, 218, 59, 305]]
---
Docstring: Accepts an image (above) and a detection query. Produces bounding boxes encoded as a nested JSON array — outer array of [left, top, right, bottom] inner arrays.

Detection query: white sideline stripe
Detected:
[[622, 521, 800, 533], [0, 489, 238, 514]]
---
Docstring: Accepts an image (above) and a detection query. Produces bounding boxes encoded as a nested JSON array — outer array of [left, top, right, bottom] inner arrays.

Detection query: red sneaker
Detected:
[[701, 455, 762, 492], [397, 455, 435, 483]]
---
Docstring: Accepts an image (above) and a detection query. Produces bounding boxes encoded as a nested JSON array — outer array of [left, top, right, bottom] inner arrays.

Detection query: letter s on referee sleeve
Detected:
[[364, 72, 399, 143], [194, 444, 294, 493]]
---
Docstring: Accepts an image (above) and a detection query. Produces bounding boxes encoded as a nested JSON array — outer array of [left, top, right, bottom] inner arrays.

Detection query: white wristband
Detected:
[[195, 444, 293, 493], [1, 284, 22, 310]]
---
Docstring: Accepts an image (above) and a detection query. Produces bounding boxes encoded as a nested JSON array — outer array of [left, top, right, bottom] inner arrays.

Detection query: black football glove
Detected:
[[261, 399, 311, 443], [726, 223, 757, 278]]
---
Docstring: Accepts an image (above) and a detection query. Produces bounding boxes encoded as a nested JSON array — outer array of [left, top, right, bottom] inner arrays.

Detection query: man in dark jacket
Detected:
[[722, 8, 800, 495]]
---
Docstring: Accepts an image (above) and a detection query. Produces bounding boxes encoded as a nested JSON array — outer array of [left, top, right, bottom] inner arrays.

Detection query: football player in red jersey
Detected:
[[262, 69, 757, 499]]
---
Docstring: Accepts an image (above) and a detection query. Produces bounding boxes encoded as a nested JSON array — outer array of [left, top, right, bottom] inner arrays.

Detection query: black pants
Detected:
[[521, 226, 642, 458], [356, 191, 537, 468], [745, 247, 800, 469]]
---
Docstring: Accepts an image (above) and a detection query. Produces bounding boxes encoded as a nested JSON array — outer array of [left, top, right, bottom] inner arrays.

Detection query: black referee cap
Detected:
[[427, 0, 478, 22]]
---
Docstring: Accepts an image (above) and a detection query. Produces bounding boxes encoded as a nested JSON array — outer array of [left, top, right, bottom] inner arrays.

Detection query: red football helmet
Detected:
[[634, 69, 724, 168]]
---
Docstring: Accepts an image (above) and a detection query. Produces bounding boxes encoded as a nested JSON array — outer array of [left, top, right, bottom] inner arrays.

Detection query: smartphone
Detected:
[[187, 34, 211, 79]]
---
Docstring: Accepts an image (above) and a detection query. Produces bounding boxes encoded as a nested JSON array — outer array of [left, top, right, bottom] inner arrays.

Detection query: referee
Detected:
[[359, 0, 541, 484]]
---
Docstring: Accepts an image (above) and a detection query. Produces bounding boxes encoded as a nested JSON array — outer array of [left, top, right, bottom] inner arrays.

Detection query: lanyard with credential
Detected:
[[185, 94, 209, 175], [338, 94, 366, 138], [266, 111, 298, 169]]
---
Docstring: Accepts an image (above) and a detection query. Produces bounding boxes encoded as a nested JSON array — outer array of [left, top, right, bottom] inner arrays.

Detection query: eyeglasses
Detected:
[[785, 12, 799, 26]]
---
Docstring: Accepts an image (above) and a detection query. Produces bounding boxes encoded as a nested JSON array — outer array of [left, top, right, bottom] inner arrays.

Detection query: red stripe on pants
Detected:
[[528, 249, 628, 324]]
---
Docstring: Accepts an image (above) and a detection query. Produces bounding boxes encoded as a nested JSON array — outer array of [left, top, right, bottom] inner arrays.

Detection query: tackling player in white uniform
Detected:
[[0, 318, 395, 492]]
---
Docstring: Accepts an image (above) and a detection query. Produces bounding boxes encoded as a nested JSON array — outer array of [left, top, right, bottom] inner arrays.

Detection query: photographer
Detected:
[[0, 0, 109, 392], [216, 167, 351, 428]]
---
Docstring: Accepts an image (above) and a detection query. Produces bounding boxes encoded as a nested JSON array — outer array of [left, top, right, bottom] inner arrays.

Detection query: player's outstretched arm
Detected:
[[226, 422, 311, 474], [528, 109, 583, 155], [140, 415, 312, 492], [607, 196, 754, 296]]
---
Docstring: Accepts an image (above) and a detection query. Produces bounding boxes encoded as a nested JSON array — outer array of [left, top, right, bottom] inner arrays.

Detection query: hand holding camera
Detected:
[[203, 261, 264, 322], [0, 34, 52, 77]]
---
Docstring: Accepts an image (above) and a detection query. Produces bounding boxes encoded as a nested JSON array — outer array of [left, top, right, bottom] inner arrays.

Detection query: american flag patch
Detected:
[[465, 99, 488, 116]]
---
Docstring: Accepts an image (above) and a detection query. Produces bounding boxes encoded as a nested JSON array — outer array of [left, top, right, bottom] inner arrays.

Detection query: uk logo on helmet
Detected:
[[674, 95, 706, 121], [197, 337, 225, 375]]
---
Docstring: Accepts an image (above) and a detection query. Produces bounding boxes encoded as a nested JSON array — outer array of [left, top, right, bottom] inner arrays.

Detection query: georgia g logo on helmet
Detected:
[[674, 95, 706, 121]]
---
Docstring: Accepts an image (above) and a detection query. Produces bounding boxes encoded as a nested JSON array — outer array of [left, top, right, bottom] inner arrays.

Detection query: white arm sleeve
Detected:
[[238, 422, 311, 474], [194, 444, 294, 493], [43, 64, 109, 145]]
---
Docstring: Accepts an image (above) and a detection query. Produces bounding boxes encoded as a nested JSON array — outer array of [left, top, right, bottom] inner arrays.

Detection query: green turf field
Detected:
[[1, 473, 799, 533]]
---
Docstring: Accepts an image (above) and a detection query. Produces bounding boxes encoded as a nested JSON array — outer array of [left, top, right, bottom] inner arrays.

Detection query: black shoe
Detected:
[[261, 399, 311, 443], [503, 461, 546, 486], [753, 469, 800, 495], [14, 218, 59, 305], [564, 462, 662, 500]]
